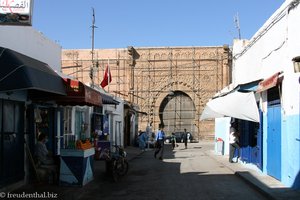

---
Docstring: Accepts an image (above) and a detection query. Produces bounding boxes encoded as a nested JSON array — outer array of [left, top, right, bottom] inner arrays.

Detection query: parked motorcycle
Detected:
[[102, 144, 129, 182]]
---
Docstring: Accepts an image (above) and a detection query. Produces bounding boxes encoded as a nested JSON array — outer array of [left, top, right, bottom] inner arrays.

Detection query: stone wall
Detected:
[[62, 45, 231, 140]]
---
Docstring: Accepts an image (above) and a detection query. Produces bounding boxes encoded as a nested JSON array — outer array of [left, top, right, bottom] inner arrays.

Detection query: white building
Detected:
[[204, 0, 300, 189], [0, 26, 61, 71]]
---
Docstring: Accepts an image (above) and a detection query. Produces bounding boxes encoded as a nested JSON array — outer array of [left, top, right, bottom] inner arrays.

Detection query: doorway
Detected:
[[0, 100, 25, 187], [266, 86, 282, 180], [267, 101, 281, 180], [159, 91, 196, 136]]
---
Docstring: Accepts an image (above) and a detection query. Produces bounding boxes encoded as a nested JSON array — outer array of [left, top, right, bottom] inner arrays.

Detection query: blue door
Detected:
[[267, 102, 281, 180], [249, 122, 260, 166], [240, 120, 260, 167], [240, 121, 251, 163]]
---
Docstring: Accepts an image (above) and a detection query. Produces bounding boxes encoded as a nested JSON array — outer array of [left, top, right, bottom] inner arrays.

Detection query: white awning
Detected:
[[200, 91, 260, 122]]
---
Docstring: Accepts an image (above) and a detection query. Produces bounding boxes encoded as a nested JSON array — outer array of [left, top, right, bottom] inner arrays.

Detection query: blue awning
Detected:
[[236, 80, 262, 92]]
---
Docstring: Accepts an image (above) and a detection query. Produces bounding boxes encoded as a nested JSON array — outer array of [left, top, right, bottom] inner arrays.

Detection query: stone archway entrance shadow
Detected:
[[159, 91, 196, 136]]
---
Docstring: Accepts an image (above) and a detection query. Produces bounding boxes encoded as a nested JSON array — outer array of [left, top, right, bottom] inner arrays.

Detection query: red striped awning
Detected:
[[256, 72, 283, 93], [57, 78, 102, 106]]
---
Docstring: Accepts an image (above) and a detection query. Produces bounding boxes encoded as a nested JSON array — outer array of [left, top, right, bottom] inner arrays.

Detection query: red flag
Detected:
[[100, 65, 112, 88]]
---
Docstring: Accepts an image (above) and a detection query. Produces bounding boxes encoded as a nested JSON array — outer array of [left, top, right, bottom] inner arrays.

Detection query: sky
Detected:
[[32, 0, 285, 49]]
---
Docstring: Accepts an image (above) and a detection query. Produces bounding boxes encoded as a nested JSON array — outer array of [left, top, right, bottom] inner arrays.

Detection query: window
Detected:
[[75, 108, 87, 140], [63, 107, 72, 134]]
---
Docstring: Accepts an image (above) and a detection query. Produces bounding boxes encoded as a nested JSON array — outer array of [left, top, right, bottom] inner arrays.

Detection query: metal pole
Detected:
[[90, 8, 97, 88]]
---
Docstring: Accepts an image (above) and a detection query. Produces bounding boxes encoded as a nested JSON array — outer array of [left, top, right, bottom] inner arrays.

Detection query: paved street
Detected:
[[13, 141, 300, 200], [77, 142, 267, 200], [11, 140, 300, 200]]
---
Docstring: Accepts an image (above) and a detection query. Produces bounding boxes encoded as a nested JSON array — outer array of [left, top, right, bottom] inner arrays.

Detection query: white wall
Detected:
[[232, 0, 300, 86], [114, 98, 124, 146], [0, 26, 61, 72], [214, 117, 231, 155], [233, 1, 300, 116], [105, 97, 124, 146]]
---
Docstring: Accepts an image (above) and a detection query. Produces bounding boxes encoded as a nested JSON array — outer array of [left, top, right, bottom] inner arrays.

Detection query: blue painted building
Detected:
[[234, 0, 300, 188], [203, 0, 300, 189]]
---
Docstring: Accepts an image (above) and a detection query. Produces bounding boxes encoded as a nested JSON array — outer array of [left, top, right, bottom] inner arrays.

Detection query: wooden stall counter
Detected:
[[59, 148, 95, 186]]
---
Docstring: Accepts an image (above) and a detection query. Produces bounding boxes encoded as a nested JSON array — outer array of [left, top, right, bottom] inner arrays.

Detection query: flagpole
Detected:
[[108, 58, 110, 93]]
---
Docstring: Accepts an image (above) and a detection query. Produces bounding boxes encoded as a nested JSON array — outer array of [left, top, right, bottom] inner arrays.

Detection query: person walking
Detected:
[[229, 122, 240, 163], [154, 127, 165, 160], [138, 130, 147, 151], [146, 123, 152, 149], [183, 129, 188, 149], [170, 132, 176, 150]]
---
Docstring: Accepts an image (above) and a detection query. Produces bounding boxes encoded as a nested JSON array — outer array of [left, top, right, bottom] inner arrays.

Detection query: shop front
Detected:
[[124, 102, 139, 147], [93, 92, 120, 160], [200, 81, 262, 167], [0, 47, 66, 189], [53, 78, 102, 186]]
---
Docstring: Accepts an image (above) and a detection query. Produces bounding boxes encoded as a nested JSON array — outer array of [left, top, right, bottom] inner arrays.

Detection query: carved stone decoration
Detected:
[[61, 46, 231, 140]]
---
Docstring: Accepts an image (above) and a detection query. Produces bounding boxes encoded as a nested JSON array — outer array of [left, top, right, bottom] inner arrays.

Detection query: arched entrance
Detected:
[[159, 91, 197, 137]]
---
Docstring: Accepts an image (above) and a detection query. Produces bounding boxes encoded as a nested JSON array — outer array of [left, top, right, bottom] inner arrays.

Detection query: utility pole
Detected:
[[234, 13, 241, 39], [90, 8, 97, 88]]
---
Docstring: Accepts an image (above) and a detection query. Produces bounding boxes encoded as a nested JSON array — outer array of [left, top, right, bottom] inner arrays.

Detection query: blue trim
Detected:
[[237, 80, 261, 92]]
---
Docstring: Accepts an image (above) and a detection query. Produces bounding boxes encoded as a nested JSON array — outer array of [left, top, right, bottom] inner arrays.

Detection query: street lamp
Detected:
[[292, 56, 300, 73]]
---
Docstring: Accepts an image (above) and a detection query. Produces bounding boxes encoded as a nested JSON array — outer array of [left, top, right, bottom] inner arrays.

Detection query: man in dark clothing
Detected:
[[183, 129, 188, 149]]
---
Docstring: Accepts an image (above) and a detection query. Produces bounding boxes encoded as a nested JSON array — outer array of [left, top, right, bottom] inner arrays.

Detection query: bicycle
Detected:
[[101, 144, 129, 182]]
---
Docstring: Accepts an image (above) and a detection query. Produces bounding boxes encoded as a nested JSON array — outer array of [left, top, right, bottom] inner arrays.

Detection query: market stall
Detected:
[[59, 147, 95, 186]]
